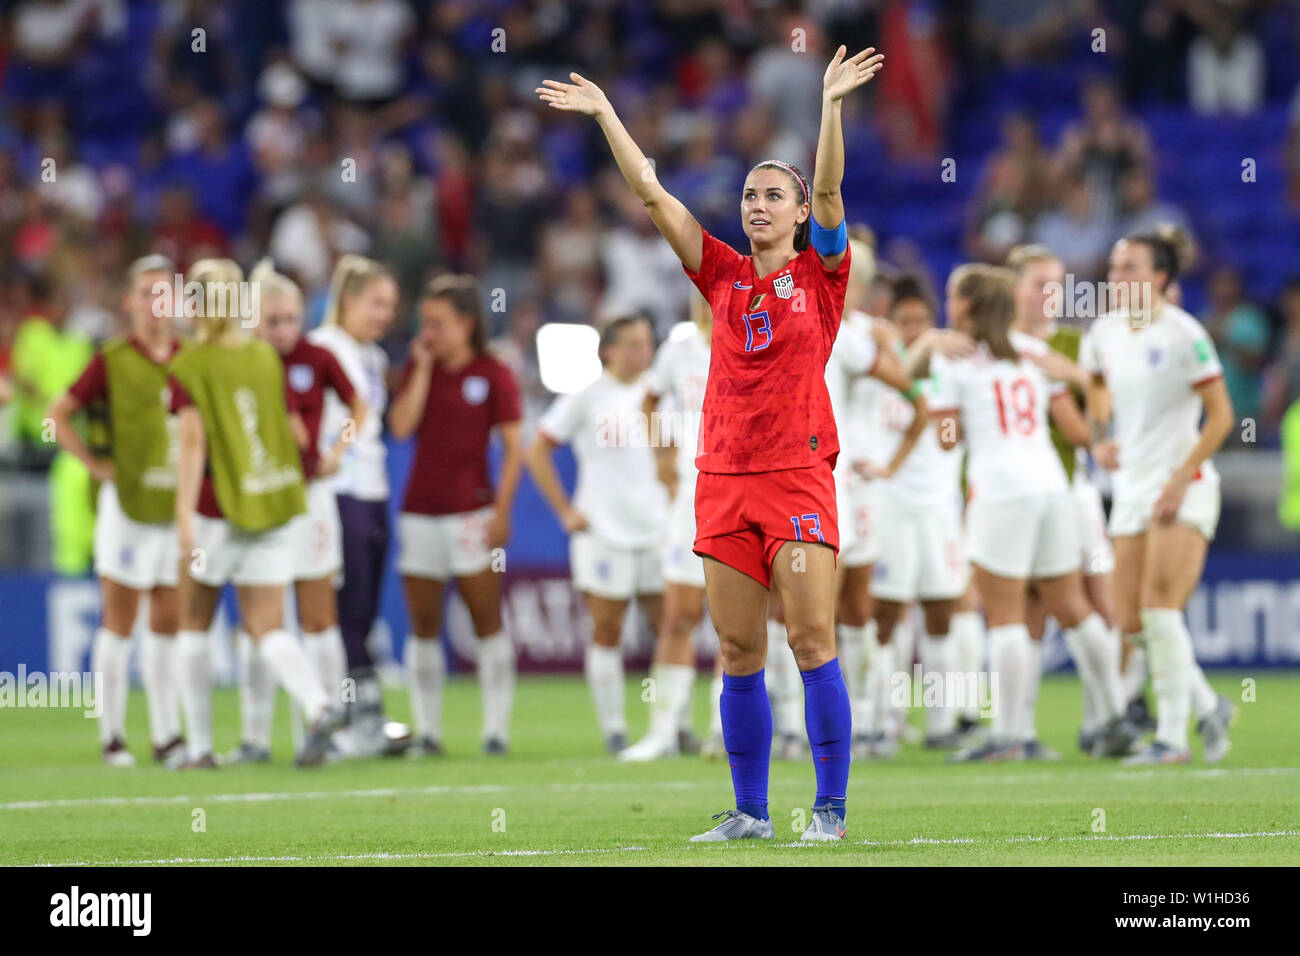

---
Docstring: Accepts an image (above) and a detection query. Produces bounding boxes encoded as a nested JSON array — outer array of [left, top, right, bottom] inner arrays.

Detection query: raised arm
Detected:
[[812, 46, 885, 269], [538, 73, 703, 273]]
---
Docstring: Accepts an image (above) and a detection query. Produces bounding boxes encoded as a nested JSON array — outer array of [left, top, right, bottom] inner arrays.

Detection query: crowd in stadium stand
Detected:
[[2, 0, 1300, 461]]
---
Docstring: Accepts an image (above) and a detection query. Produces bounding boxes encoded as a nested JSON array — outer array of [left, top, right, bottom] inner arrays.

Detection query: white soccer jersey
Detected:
[[875, 343, 962, 509], [1079, 304, 1224, 499], [643, 328, 711, 483], [826, 310, 882, 462], [310, 324, 389, 501], [931, 331, 1069, 502], [538, 371, 669, 549]]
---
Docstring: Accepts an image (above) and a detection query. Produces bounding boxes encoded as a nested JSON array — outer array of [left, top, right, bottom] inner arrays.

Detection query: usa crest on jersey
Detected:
[[773, 273, 795, 299], [288, 364, 315, 392], [462, 375, 490, 405]]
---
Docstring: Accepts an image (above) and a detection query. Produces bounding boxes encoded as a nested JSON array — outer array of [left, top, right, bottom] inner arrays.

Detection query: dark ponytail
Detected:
[[752, 160, 811, 252], [1125, 224, 1196, 293]]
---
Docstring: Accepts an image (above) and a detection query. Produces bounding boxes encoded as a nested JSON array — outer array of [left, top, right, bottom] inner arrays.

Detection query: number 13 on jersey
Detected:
[[743, 310, 771, 352]]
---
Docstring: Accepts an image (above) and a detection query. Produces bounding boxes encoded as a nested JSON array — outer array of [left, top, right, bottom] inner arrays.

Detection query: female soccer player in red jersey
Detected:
[[389, 275, 525, 756], [539, 43, 884, 841]]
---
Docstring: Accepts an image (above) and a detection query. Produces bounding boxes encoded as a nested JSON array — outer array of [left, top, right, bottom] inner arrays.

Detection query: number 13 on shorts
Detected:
[[790, 512, 824, 543]]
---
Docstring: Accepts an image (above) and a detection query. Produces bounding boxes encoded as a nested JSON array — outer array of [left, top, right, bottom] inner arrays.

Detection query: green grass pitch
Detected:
[[3, 672, 1298, 866]]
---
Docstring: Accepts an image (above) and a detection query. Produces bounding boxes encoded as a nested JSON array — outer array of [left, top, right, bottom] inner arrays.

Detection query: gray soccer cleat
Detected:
[[605, 732, 628, 755], [1020, 738, 1061, 761], [1121, 740, 1191, 765], [482, 737, 509, 756], [222, 741, 271, 765], [1197, 695, 1236, 764], [1092, 716, 1141, 758], [689, 809, 775, 842], [800, 804, 848, 842], [677, 728, 702, 755], [924, 730, 968, 750], [296, 707, 345, 768], [947, 739, 1023, 763], [407, 736, 443, 757]]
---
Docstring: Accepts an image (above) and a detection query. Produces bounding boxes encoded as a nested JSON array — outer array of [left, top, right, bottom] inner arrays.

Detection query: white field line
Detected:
[[26, 831, 1300, 866], [3, 765, 1297, 813]]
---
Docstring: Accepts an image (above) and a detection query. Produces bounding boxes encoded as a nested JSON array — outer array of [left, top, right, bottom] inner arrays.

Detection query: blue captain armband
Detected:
[[809, 216, 848, 256]]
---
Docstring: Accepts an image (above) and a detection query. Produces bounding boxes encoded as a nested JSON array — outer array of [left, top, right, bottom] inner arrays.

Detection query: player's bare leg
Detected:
[[772, 541, 850, 839], [403, 574, 448, 755], [94, 578, 143, 766], [691, 556, 774, 841], [459, 567, 514, 753], [584, 593, 631, 752]]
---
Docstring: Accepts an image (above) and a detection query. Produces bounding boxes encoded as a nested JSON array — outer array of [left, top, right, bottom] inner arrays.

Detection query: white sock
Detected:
[[177, 630, 213, 758], [1141, 609, 1194, 751], [989, 624, 1031, 745], [1189, 661, 1218, 719], [865, 638, 895, 737], [1123, 639, 1147, 703], [140, 631, 181, 746], [92, 628, 132, 745], [236, 630, 275, 750], [674, 664, 697, 734], [764, 619, 803, 737], [303, 626, 347, 711], [838, 622, 875, 736], [584, 643, 626, 737], [405, 636, 446, 740], [645, 662, 694, 742], [1068, 614, 1125, 723], [707, 673, 724, 736], [1063, 624, 1103, 733], [1023, 638, 1044, 741], [258, 629, 328, 724], [950, 611, 985, 722], [919, 632, 957, 736], [476, 631, 516, 743]]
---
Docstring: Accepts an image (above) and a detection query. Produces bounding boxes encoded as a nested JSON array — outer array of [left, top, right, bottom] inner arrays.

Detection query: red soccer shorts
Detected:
[[692, 460, 839, 589]]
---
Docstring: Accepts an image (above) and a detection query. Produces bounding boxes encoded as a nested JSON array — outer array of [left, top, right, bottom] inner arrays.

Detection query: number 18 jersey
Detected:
[[930, 331, 1068, 502]]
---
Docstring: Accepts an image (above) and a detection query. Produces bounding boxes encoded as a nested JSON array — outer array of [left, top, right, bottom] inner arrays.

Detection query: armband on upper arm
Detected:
[[809, 216, 847, 256]]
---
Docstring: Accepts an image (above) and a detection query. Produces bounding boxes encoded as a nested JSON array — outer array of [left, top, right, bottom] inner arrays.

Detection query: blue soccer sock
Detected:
[[802, 657, 851, 820], [720, 669, 772, 821]]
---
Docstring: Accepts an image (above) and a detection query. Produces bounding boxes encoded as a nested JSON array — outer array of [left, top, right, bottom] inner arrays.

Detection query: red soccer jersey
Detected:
[[684, 230, 851, 474], [281, 337, 357, 480], [399, 353, 522, 516]]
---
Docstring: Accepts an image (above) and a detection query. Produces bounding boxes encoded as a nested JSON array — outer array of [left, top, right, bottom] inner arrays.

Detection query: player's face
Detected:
[[1107, 239, 1159, 316], [1016, 258, 1064, 324], [607, 320, 654, 378], [421, 297, 472, 361], [891, 298, 934, 347], [127, 270, 171, 335], [258, 295, 302, 355], [346, 275, 399, 343], [741, 169, 808, 250]]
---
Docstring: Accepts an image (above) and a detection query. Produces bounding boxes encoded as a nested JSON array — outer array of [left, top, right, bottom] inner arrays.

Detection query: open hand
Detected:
[[823, 46, 885, 102], [536, 73, 612, 117]]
